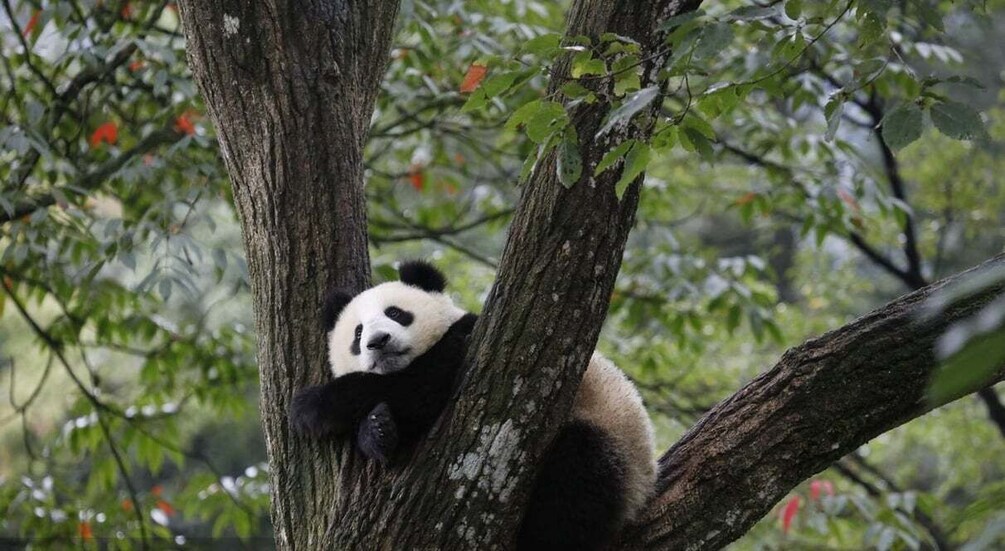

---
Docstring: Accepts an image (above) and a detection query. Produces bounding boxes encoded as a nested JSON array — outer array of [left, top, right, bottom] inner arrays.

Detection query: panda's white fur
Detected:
[[328, 281, 656, 524], [575, 352, 656, 521], [328, 281, 465, 376]]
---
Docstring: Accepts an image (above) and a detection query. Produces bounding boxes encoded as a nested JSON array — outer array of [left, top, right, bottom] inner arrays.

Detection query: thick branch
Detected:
[[620, 254, 1005, 549], [725, 135, 1005, 440]]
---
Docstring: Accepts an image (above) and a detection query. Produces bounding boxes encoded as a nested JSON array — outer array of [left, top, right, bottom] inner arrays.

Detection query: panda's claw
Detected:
[[357, 402, 398, 466]]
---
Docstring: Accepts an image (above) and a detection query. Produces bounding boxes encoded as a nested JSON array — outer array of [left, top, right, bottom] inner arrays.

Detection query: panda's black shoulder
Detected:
[[409, 313, 478, 369], [435, 312, 479, 354], [448, 313, 478, 339]]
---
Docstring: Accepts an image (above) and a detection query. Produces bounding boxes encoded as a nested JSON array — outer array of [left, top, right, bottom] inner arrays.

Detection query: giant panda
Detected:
[[291, 260, 656, 550]]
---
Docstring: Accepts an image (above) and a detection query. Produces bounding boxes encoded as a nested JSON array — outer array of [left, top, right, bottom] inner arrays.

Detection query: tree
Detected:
[[173, 0, 1005, 550]]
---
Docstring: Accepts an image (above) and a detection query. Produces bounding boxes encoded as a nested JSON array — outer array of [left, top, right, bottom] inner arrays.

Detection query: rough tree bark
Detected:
[[177, 1, 1005, 550], [175, 1, 398, 547], [618, 253, 1005, 549]]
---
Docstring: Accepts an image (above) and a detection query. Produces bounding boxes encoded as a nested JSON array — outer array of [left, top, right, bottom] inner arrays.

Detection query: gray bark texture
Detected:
[[175, 1, 397, 548], [176, 1, 1005, 550], [618, 253, 1005, 549]]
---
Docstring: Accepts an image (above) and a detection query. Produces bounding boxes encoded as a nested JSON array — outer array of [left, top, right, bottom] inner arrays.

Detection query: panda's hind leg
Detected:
[[517, 420, 627, 551]]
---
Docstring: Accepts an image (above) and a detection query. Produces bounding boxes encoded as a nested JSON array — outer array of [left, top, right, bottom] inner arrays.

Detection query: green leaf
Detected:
[[930, 100, 985, 141], [725, 6, 776, 21], [881, 103, 923, 150], [561, 81, 594, 100], [614, 142, 650, 200], [929, 330, 1005, 405], [594, 140, 635, 176], [522, 33, 562, 56], [507, 100, 569, 144], [611, 55, 642, 96], [462, 72, 521, 113], [518, 146, 542, 185], [916, 2, 944, 32], [651, 126, 678, 152], [571, 52, 607, 78], [556, 134, 582, 188], [694, 22, 734, 60], [824, 96, 844, 142], [527, 102, 569, 143], [784, 0, 802, 20], [596, 86, 660, 137], [659, 11, 702, 32], [681, 127, 713, 160], [506, 100, 543, 131], [942, 75, 985, 89]]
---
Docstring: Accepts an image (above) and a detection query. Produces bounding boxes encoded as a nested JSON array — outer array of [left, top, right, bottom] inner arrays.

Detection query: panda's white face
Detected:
[[328, 281, 465, 376]]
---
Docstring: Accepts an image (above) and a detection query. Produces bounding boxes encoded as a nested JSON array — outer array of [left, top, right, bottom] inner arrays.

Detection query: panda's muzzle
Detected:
[[367, 332, 391, 350]]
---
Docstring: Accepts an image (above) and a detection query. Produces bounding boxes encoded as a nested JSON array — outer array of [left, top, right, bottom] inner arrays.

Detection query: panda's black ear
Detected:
[[321, 289, 354, 332], [398, 260, 447, 293]]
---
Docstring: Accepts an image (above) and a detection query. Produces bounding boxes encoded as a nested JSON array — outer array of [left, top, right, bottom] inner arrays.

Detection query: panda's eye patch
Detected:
[[351, 324, 362, 356], [384, 306, 413, 326]]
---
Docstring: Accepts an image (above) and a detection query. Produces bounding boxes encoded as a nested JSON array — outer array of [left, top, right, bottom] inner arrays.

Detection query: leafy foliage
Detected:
[[2, 0, 1004, 548]]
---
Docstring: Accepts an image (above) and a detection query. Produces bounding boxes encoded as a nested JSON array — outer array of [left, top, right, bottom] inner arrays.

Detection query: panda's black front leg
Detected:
[[356, 402, 399, 466]]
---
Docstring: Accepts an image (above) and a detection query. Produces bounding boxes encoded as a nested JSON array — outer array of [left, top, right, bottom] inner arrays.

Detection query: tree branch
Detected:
[[1, 128, 180, 224], [620, 254, 1005, 549], [724, 132, 1005, 441]]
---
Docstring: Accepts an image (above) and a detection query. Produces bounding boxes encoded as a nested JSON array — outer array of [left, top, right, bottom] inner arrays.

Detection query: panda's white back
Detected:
[[572, 352, 657, 522]]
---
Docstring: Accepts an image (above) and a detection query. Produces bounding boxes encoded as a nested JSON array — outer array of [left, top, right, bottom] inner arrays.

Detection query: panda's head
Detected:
[[322, 261, 465, 376]]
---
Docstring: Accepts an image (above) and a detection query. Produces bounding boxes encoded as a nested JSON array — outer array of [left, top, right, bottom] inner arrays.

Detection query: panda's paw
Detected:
[[357, 402, 398, 466], [290, 385, 334, 437]]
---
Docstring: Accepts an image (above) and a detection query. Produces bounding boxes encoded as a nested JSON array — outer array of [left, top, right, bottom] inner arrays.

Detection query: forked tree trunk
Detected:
[[177, 1, 1005, 549]]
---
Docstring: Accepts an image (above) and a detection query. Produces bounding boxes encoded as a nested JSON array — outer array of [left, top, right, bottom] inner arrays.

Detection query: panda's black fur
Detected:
[[290, 310, 477, 456], [291, 261, 654, 551]]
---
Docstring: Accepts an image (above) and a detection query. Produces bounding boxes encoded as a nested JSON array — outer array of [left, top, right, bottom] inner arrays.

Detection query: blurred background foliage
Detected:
[[1, 0, 1003, 548]]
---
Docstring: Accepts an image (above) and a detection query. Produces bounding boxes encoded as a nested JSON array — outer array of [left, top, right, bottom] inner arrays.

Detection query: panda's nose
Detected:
[[367, 332, 391, 350]]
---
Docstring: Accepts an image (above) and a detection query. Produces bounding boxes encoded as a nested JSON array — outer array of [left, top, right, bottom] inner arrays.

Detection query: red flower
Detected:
[[174, 114, 196, 136], [459, 63, 488, 93], [24, 10, 40, 37], [89, 122, 118, 148], [78, 521, 94, 541], [809, 479, 835, 501], [780, 496, 801, 534], [128, 59, 145, 72], [156, 499, 175, 516], [120, 3, 133, 19], [121, 498, 133, 512], [408, 166, 424, 191]]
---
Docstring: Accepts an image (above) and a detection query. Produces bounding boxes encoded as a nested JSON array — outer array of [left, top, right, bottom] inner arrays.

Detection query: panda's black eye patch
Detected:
[[351, 324, 362, 356], [384, 306, 413, 326]]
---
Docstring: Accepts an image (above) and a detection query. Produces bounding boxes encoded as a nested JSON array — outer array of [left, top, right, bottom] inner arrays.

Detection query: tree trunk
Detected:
[[175, 1, 398, 547], [177, 1, 1005, 549]]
